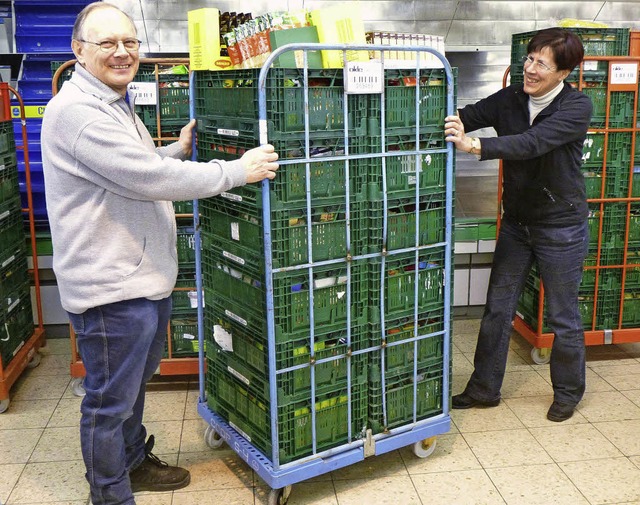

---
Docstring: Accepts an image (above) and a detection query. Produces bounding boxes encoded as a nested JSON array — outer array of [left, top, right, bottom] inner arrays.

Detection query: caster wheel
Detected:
[[0, 398, 9, 413], [71, 377, 86, 397], [413, 437, 437, 459], [531, 347, 551, 365], [204, 425, 225, 449], [268, 485, 292, 505], [26, 352, 42, 369]]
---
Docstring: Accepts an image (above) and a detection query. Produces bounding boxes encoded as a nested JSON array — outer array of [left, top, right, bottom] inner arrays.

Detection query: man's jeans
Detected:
[[464, 217, 589, 406], [68, 296, 171, 505]]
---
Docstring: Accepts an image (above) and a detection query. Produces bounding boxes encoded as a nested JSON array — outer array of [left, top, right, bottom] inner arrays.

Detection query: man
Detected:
[[41, 3, 278, 504]]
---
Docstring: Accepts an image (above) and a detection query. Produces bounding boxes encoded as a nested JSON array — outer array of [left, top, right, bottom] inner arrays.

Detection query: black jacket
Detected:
[[459, 82, 593, 227]]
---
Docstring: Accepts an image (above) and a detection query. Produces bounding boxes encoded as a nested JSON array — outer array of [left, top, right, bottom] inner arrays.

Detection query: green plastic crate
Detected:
[[368, 363, 444, 433], [583, 86, 635, 129], [0, 120, 16, 157], [596, 268, 623, 328], [176, 227, 195, 268], [171, 270, 196, 314], [0, 162, 19, 204], [206, 357, 368, 464], [169, 317, 198, 357], [0, 252, 28, 311], [193, 68, 369, 135], [369, 247, 446, 323], [0, 197, 25, 267], [0, 296, 33, 368], [202, 254, 369, 338]]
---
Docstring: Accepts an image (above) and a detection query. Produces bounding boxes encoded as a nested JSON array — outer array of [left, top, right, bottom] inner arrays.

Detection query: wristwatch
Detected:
[[469, 137, 481, 155]]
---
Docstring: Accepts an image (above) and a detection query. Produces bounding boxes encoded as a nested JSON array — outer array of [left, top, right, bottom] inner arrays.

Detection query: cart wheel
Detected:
[[268, 485, 292, 505], [531, 347, 551, 365], [0, 398, 9, 413], [71, 377, 86, 397], [26, 352, 42, 369], [413, 437, 437, 459], [204, 425, 225, 449]]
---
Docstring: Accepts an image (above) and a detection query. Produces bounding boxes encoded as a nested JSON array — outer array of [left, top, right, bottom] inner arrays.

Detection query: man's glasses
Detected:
[[521, 55, 556, 73], [78, 38, 142, 53]]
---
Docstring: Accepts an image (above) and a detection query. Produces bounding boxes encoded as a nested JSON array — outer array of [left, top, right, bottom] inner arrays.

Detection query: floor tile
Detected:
[[179, 418, 210, 454], [255, 480, 337, 505], [172, 488, 255, 505], [0, 399, 57, 429], [47, 398, 82, 428], [10, 374, 71, 402], [504, 396, 587, 428], [331, 449, 407, 480], [486, 463, 589, 505], [142, 391, 188, 422], [8, 460, 88, 503], [0, 463, 24, 503], [499, 370, 553, 399], [594, 419, 640, 457], [463, 429, 552, 468], [142, 420, 183, 454], [559, 457, 640, 504], [40, 338, 72, 356], [578, 391, 640, 422], [30, 426, 83, 462], [184, 390, 201, 420], [584, 368, 618, 393], [529, 423, 622, 462], [411, 469, 506, 505], [133, 493, 173, 505], [452, 332, 478, 354], [333, 475, 422, 505], [451, 403, 524, 433], [23, 353, 72, 377], [452, 352, 474, 376], [0, 429, 42, 464], [401, 432, 481, 473], [176, 450, 253, 492]]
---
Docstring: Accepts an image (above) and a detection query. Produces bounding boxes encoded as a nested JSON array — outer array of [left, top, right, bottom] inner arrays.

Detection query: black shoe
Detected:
[[547, 401, 575, 422], [129, 435, 190, 493], [452, 392, 500, 409]]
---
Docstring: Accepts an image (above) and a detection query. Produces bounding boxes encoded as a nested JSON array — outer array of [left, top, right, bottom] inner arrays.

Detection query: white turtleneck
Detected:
[[528, 81, 564, 124]]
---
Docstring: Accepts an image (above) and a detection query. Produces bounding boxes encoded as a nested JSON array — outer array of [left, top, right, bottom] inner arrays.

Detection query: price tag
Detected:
[[610, 62, 638, 85], [127, 81, 157, 105], [344, 61, 383, 94]]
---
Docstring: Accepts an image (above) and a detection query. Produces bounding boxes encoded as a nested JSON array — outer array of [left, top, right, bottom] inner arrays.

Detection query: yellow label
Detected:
[[11, 105, 46, 118]]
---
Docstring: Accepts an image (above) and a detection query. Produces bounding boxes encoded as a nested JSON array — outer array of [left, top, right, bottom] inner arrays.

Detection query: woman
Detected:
[[445, 28, 592, 422]]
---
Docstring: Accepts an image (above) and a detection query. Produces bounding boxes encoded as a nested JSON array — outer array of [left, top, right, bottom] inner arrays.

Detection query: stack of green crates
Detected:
[[195, 65, 454, 463], [513, 27, 640, 332], [0, 120, 33, 367]]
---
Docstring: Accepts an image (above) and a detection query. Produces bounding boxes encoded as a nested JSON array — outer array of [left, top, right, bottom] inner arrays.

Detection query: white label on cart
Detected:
[[344, 61, 383, 94], [0, 210, 9, 221], [227, 366, 250, 385], [183, 333, 195, 340], [583, 61, 598, 72], [225, 309, 247, 326], [8, 297, 19, 313], [188, 290, 199, 309], [213, 324, 234, 351], [229, 421, 251, 442], [127, 81, 157, 105], [611, 63, 638, 85], [0, 164, 5, 171], [221, 192, 242, 202], [217, 128, 239, 137], [230, 222, 240, 241], [223, 250, 245, 265]]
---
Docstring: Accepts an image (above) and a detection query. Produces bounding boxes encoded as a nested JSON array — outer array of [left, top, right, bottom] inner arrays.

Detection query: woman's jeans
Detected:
[[68, 296, 171, 505], [464, 217, 589, 406]]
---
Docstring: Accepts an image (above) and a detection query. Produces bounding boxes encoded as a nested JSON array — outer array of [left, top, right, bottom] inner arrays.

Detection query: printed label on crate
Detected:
[[229, 421, 252, 443], [221, 192, 243, 202], [225, 309, 247, 326], [216, 128, 240, 137], [213, 324, 234, 351], [223, 250, 246, 265], [183, 332, 195, 340], [8, 297, 20, 313], [0, 164, 5, 171], [344, 61, 383, 94], [2, 254, 15, 269], [230, 222, 240, 241], [188, 291, 199, 309], [583, 61, 598, 72], [610, 62, 638, 86], [0, 210, 9, 221], [127, 82, 157, 105], [227, 365, 250, 386], [11, 341, 24, 355]]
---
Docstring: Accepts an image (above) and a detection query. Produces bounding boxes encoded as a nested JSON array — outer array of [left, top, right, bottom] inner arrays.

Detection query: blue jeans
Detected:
[[464, 217, 588, 406], [68, 296, 171, 505]]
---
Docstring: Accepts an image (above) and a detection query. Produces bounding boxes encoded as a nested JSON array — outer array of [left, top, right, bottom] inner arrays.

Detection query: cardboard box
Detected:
[[309, 3, 369, 68], [269, 26, 323, 69], [187, 8, 233, 71]]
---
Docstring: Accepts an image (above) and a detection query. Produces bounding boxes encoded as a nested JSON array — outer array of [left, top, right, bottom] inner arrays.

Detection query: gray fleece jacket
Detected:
[[41, 63, 247, 314]]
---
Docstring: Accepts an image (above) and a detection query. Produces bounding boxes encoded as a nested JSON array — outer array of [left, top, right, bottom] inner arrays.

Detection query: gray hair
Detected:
[[72, 2, 136, 41]]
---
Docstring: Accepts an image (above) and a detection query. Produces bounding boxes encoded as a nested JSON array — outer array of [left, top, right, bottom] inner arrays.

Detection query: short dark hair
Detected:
[[527, 28, 585, 71], [72, 2, 136, 41]]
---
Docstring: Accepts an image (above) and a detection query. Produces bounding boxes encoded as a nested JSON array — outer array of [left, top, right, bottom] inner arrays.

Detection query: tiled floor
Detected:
[[3, 321, 640, 505]]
